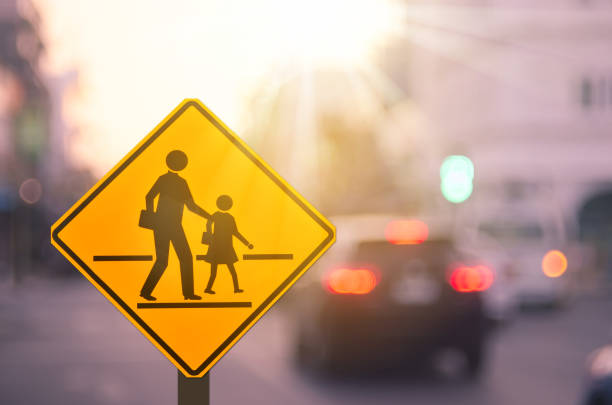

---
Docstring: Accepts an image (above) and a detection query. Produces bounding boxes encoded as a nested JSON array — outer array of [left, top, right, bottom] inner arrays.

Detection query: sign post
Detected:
[[51, 99, 335, 392], [178, 371, 209, 405]]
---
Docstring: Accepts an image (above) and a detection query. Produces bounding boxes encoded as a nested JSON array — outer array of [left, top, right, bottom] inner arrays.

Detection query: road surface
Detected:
[[0, 278, 609, 404]]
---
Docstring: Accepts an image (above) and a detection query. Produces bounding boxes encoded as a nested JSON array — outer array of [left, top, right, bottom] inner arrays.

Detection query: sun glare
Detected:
[[36, 0, 402, 173], [253, 0, 401, 68]]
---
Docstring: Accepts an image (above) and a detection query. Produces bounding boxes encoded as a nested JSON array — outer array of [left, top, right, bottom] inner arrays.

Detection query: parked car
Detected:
[[582, 345, 612, 405], [291, 215, 491, 377], [457, 208, 572, 312]]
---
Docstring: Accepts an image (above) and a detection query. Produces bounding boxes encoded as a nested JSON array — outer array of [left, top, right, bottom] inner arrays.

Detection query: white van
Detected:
[[457, 209, 571, 314]]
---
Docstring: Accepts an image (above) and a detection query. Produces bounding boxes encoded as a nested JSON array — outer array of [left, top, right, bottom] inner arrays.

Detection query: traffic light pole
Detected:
[[178, 371, 209, 405]]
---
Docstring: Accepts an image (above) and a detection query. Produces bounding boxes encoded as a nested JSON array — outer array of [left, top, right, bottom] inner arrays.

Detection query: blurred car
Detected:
[[582, 345, 612, 405], [457, 210, 571, 312], [291, 215, 491, 377]]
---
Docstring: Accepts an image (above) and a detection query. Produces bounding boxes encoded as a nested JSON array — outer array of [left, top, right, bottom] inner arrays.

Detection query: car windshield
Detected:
[[478, 221, 544, 244]]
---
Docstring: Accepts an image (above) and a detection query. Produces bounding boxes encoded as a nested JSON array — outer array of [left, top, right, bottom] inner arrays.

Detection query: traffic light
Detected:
[[440, 155, 473, 203]]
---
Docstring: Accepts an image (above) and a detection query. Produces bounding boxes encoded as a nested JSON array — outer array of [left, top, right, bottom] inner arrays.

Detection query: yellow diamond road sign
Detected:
[[51, 99, 335, 377]]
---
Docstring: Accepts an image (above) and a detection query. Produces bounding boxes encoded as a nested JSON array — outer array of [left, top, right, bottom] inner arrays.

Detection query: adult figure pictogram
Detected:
[[203, 195, 253, 294], [140, 150, 210, 301]]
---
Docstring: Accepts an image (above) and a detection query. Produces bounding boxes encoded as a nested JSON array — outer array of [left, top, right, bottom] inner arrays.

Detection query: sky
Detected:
[[33, 0, 398, 175]]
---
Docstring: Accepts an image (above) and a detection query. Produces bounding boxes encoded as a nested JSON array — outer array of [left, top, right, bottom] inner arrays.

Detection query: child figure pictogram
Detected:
[[203, 195, 253, 294]]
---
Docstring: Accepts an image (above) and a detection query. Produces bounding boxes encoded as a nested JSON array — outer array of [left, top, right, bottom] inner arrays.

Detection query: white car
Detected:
[[457, 214, 571, 315]]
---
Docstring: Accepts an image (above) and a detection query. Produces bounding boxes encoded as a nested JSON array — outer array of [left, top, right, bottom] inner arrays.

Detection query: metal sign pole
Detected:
[[178, 371, 210, 405]]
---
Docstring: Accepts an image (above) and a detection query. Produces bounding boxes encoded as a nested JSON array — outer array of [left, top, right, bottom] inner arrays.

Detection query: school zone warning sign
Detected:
[[51, 99, 335, 377]]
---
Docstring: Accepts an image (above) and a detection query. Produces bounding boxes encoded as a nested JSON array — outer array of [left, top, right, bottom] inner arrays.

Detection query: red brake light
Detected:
[[449, 265, 493, 292], [384, 219, 428, 245], [325, 268, 378, 295]]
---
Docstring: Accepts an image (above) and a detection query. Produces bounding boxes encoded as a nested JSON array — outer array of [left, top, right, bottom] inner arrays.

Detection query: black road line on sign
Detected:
[[51, 100, 335, 376], [196, 254, 293, 261], [137, 302, 252, 309], [242, 254, 293, 260], [93, 255, 153, 261]]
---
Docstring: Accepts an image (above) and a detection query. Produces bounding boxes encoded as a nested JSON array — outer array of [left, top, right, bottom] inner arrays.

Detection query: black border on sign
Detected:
[[51, 101, 335, 376]]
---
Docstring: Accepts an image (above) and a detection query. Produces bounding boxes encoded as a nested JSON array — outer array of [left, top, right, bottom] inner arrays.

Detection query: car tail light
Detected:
[[384, 219, 428, 245], [324, 268, 378, 295], [449, 265, 493, 292]]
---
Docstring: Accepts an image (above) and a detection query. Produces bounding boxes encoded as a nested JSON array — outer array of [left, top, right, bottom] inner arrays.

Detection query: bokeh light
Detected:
[[325, 268, 378, 295], [384, 219, 429, 245], [18, 178, 42, 204], [589, 346, 612, 378], [440, 155, 474, 203], [542, 250, 568, 278], [449, 265, 494, 292]]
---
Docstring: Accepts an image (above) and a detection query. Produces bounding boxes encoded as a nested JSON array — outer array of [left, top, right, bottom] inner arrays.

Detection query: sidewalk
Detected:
[[0, 277, 175, 405]]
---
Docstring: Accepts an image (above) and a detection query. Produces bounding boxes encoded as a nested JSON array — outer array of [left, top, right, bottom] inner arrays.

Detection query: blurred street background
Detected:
[[3, 0, 612, 404]]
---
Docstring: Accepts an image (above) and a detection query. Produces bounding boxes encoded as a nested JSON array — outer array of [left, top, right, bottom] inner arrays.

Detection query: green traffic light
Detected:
[[440, 155, 474, 203]]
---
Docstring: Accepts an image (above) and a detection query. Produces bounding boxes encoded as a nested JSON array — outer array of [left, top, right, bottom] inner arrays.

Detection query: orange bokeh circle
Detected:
[[542, 250, 567, 278]]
